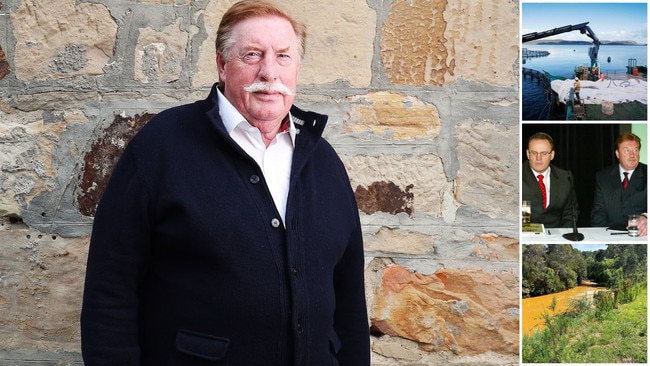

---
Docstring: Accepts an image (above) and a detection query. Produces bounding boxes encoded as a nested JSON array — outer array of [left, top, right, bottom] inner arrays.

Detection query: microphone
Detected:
[[563, 174, 584, 241]]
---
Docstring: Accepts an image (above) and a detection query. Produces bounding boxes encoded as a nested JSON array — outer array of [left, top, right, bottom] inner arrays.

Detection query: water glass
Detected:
[[628, 214, 639, 237], [522, 200, 531, 225]]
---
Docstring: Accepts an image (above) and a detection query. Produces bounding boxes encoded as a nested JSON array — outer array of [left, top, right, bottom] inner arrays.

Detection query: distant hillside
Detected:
[[526, 39, 646, 46]]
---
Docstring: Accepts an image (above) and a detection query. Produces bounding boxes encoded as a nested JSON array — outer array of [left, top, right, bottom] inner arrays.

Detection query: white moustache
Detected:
[[243, 82, 295, 96]]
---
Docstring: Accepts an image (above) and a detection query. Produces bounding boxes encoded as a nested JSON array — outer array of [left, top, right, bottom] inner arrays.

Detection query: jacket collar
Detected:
[[203, 83, 328, 147]]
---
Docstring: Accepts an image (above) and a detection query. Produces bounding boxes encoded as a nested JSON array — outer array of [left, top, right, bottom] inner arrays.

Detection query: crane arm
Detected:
[[522, 22, 600, 69]]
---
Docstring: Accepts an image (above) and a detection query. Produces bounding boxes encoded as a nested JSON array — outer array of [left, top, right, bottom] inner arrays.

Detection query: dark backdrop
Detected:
[[522, 124, 627, 227]]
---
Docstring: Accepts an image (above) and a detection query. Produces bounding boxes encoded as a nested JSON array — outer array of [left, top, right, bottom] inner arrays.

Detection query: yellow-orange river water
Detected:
[[522, 285, 606, 336]]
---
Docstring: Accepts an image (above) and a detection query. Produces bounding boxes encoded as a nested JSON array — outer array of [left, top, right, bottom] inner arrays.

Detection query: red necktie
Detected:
[[537, 174, 547, 210], [622, 172, 629, 190]]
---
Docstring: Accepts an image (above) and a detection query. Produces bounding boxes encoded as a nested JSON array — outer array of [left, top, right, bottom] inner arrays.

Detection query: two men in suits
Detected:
[[522, 132, 578, 228], [592, 133, 647, 236]]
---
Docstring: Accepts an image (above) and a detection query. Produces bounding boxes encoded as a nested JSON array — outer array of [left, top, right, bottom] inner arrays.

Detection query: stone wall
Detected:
[[0, 0, 520, 365]]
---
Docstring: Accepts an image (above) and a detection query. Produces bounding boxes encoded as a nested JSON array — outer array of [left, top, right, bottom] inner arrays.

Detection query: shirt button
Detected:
[[249, 175, 260, 184], [271, 218, 281, 228]]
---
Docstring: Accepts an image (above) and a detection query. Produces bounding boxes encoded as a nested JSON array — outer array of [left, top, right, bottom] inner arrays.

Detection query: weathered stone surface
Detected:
[[346, 154, 451, 218], [0, 1, 520, 364], [346, 92, 441, 139], [455, 120, 518, 220], [11, 0, 117, 80], [76, 113, 154, 216], [141, 0, 191, 4], [355, 181, 414, 217], [0, 45, 11, 80], [364, 227, 434, 255], [194, 0, 375, 88], [135, 19, 188, 83], [471, 233, 519, 261], [370, 264, 519, 355], [381, 0, 518, 87], [0, 108, 85, 216], [381, 0, 453, 86], [372, 338, 422, 362], [0, 223, 87, 352], [445, 0, 519, 86]]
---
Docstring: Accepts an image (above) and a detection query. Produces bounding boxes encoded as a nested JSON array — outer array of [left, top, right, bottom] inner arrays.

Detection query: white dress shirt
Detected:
[[619, 165, 634, 182], [218, 89, 296, 224]]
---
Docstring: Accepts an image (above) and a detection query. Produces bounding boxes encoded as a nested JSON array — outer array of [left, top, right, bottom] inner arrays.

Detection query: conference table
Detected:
[[521, 227, 648, 244]]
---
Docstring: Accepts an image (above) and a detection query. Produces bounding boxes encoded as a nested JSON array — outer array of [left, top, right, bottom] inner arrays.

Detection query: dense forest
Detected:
[[522, 244, 647, 297]]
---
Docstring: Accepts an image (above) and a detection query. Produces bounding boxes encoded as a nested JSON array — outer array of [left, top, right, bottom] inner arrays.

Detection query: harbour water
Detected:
[[522, 44, 647, 120]]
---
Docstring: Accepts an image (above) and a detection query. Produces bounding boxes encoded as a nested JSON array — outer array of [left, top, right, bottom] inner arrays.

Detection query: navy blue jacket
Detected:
[[81, 85, 370, 365], [591, 162, 647, 228]]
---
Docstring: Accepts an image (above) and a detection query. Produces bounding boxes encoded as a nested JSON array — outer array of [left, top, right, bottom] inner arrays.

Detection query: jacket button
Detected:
[[271, 218, 281, 228], [249, 175, 260, 184], [296, 319, 304, 333]]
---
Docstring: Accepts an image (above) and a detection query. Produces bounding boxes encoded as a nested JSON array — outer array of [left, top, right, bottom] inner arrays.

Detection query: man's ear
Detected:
[[216, 53, 226, 82]]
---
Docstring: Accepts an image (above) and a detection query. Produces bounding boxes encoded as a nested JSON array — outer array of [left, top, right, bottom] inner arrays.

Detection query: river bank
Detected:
[[522, 283, 606, 335], [522, 282, 647, 363]]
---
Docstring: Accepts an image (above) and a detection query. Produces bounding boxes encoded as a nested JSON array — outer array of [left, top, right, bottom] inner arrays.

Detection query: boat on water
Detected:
[[523, 67, 647, 120], [523, 22, 648, 120], [550, 74, 647, 120]]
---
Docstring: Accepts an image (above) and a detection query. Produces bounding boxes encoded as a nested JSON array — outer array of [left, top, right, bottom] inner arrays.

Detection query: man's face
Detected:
[[526, 138, 555, 174], [616, 139, 640, 171], [217, 16, 300, 131]]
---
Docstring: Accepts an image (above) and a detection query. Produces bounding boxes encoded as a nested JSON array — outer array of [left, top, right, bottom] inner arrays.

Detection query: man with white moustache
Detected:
[[80, 1, 370, 365]]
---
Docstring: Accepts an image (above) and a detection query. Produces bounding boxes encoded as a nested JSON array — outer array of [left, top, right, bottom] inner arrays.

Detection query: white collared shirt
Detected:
[[619, 165, 634, 182], [218, 89, 295, 224], [532, 167, 551, 206]]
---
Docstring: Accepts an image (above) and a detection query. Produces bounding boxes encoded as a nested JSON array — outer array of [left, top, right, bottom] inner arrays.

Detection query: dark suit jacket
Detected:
[[522, 162, 578, 228], [591, 162, 647, 228]]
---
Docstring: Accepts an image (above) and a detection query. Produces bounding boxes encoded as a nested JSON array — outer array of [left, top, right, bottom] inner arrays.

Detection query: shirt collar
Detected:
[[619, 165, 634, 177], [217, 88, 296, 146], [531, 166, 550, 178]]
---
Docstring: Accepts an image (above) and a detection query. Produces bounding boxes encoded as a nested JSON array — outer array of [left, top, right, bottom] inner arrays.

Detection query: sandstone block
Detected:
[[346, 92, 441, 139], [455, 120, 518, 220], [135, 19, 188, 83], [141, 0, 191, 4], [381, 0, 518, 86], [0, 225, 88, 352], [0, 108, 82, 216], [11, 0, 117, 80], [364, 227, 434, 255], [194, 0, 375, 88], [370, 264, 519, 355], [345, 154, 450, 217]]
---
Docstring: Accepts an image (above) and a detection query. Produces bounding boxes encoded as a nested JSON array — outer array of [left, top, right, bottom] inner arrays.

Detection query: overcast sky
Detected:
[[571, 244, 608, 252], [522, 2, 648, 44]]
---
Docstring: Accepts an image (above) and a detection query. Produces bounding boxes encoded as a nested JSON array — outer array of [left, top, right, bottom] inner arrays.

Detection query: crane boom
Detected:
[[522, 22, 601, 70]]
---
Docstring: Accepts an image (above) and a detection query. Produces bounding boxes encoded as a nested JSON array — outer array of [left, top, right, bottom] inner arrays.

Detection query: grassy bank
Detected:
[[522, 283, 647, 363]]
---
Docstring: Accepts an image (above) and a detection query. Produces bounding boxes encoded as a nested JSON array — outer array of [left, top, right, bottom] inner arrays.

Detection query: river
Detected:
[[522, 284, 607, 336]]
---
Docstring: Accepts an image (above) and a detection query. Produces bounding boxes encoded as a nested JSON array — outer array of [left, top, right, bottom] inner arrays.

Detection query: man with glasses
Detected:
[[591, 132, 647, 236], [522, 132, 578, 228]]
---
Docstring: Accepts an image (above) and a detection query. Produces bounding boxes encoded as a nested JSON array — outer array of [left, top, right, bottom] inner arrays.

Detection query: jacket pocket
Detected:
[[329, 329, 342, 355], [176, 329, 229, 361]]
